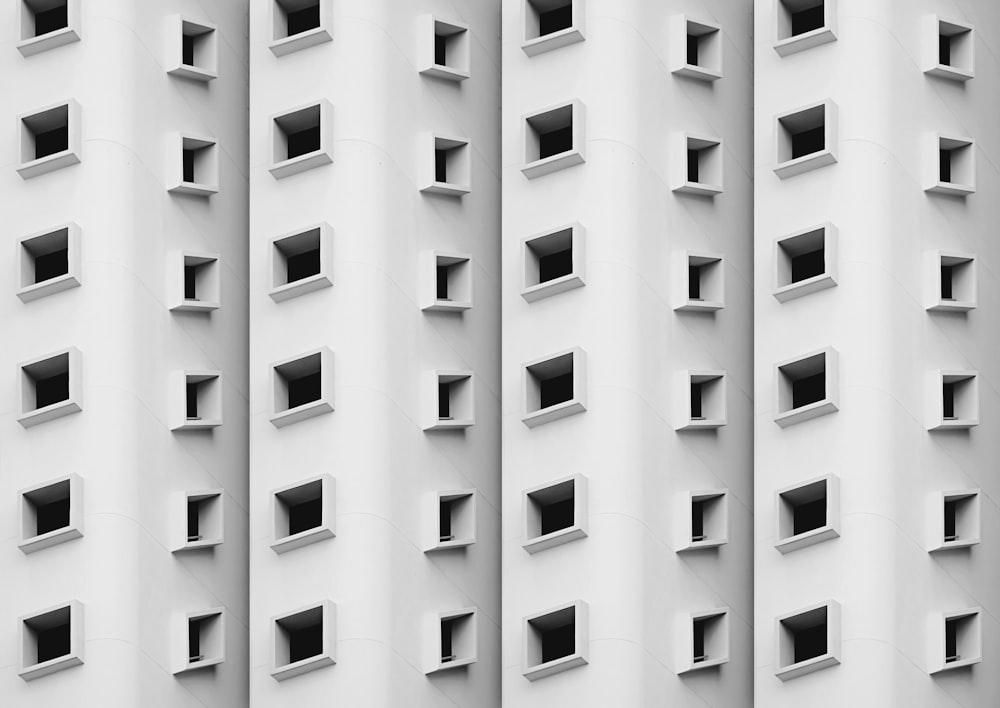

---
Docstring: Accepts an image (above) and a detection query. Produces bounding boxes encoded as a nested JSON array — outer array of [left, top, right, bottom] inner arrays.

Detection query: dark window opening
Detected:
[[34, 622, 70, 664], [693, 618, 708, 661], [440, 618, 457, 661], [186, 382, 199, 419], [939, 34, 951, 66], [792, 371, 825, 409], [188, 618, 204, 661], [943, 382, 956, 419], [941, 265, 954, 300], [540, 371, 573, 409], [689, 265, 702, 300], [34, 248, 68, 284], [184, 265, 198, 300], [288, 497, 322, 535], [436, 265, 450, 300], [793, 498, 826, 535], [794, 622, 827, 663], [541, 621, 575, 663], [35, 497, 70, 536], [434, 33, 447, 66], [435, 149, 448, 182], [438, 382, 451, 419], [187, 500, 200, 540], [287, 248, 320, 283], [35, 127, 68, 160], [940, 149, 952, 183], [287, 126, 320, 159], [34, 5, 68, 37], [288, 371, 321, 409], [288, 622, 323, 663], [687, 149, 700, 183], [439, 499, 454, 541], [790, 3, 824, 37], [538, 248, 572, 283], [540, 497, 574, 536], [691, 500, 706, 541], [286, 3, 320, 37], [182, 149, 196, 183], [538, 2, 573, 37], [691, 382, 704, 419], [182, 34, 196, 66], [791, 126, 824, 159], [944, 500, 958, 542], [687, 34, 699, 65], [539, 126, 573, 160], [36, 372, 69, 409], [791, 248, 824, 283]]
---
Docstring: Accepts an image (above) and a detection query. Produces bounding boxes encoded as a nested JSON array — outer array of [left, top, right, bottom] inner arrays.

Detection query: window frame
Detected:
[[774, 599, 841, 681], [522, 600, 589, 681], [270, 474, 336, 554], [773, 223, 838, 302], [16, 100, 81, 180], [522, 474, 588, 554], [773, 0, 837, 57], [168, 133, 220, 196], [18, 474, 84, 555], [173, 607, 225, 674], [521, 347, 587, 428], [773, 99, 838, 180], [773, 347, 839, 428], [170, 370, 223, 430], [16, 222, 82, 303], [17, 0, 81, 57], [427, 489, 477, 552], [924, 16, 974, 82], [521, 0, 585, 57], [520, 100, 586, 180], [17, 346, 82, 429], [774, 474, 840, 554], [166, 15, 218, 82], [269, 347, 335, 428], [18, 600, 84, 681], [270, 601, 336, 681], [419, 15, 471, 81], [424, 370, 475, 430], [678, 608, 730, 673], [269, 0, 332, 57]]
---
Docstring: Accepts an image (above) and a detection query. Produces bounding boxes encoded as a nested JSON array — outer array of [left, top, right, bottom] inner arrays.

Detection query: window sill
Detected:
[[775, 652, 839, 681], [168, 181, 219, 197], [523, 526, 587, 555], [167, 64, 218, 82], [521, 399, 586, 429], [172, 417, 222, 431], [925, 64, 973, 82], [173, 537, 223, 553], [928, 417, 978, 431], [674, 180, 723, 197], [677, 536, 727, 553], [420, 181, 470, 197], [521, 274, 585, 303], [270, 526, 335, 555], [269, 28, 332, 57], [424, 417, 474, 431], [521, 150, 585, 180], [268, 151, 333, 180], [17, 399, 82, 429], [928, 299, 975, 313], [173, 655, 224, 674], [926, 181, 975, 197], [675, 298, 723, 312], [171, 299, 220, 313], [523, 653, 587, 681], [775, 526, 839, 554], [930, 656, 980, 674], [269, 274, 333, 303], [426, 536, 475, 552], [270, 399, 334, 429], [423, 298, 472, 313], [679, 654, 728, 673], [18, 653, 83, 682], [672, 64, 722, 82], [676, 416, 726, 431], [773, 27, 837, 57], [774, 150, 837, 180], [420, 64, 469, 82], [271, 653, 335, 682], [521, 28, 585, 57], [17, 274, 81, 303], [17, 27, 80, 58], [773, 399, 838, 429], [929, 537, 979, 553], [773, 274, 837, 303], [16, 151, 81, 180], [18, 526, 83, 554]]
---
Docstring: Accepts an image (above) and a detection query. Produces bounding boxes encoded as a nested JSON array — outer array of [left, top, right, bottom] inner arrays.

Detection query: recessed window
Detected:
[[929, 371, 978, 430], [174, 490, 223, 552], [674, 134, 723, 196], [927, 252, 975, 311], [522, 347, 587, 428], [269, 101, 333, 180], [18, 602, 83, 681], [680, 609, 730, 673], [271, 602, 336, 681], [521, 101, 585, 179], [17, 223, 81, 303], [926, 18, 974, 81], [928, 490, 980, 552], [523, 601, 589, 681], [270, 348, 334, 428], [927, 135, 975, 196], [424, 371, 474, 430], [522, 0, 584, 56], [168, 135, 219, 196], [170, 252, 220, 312], [18, 347, 82, 428], [677, 371, 726, 430], [775, 475, 840, 554], [523, 475, 587, 554], [521, 223, 585, 303], [271, 475, 335, 554], [421, 135, 471, 196], [168, 16, 218, 81], [674, 252, 724, 312], [428, 609, 478, 673], [18, 475, 83, 554], [423, 252, 472, 312], [774, 101, 837, 179], [671, 16, 722, 81], [17, 101, 81, 179], [175, 609, 224, 674], [773, 347, 839, 428], [172, 371, 222, 430], [420, 16, 470, 81], [429, 490, 476, 551], [774, 0, 836, 56], [773, 224, 838, 302], [775, 601, 841, 681], [268, 224, 333, 302], [17, 0, 79, 56], [932, 609, 981, 673], [270, 0, 331, 56], [679, 490, 727, 551]]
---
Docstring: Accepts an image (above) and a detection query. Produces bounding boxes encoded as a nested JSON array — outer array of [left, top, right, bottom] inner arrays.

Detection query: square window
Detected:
[[775, 600, 841, 681], [522, 475, 588, 554], [773, 223, 838, 302], [428, 489, 476, 551], [676, 371, 726, 430], [271, 475, 335, 554], [420, 16, 470, 81], [270, 0, 331, 56], [926, 135, 975, 196], [271, 602, 336, 681], [925, 18, 974, 81], [17, 0, 79, 57], [16, 223, 82, 303], [775, 475, 840, 554], [269, 224, 333, 303], [521, 347, 587, 428], [270, 348, 334, 428], [928, 371, 978, 430], [427, 609, 478, 673], [523, 601, 589, 681], [774, 101, 838, 179], [679, 609, 730, 673], [168, 134, 219, 196], [773, 347, 839, 428], [522, 0, 584, 56], [424, 371, 475, 430], [678, 490, 728, 551], [17, 101, 81, 180], [173, 490, 223, 552], [928, 490, 980, 552], [18, 347, 82, 428], [174, 609, 224, 674], [521, 223, 585, 302], [926, 251, 975, 312], [674, 251, 724, 312], [931, 609, 981, 673], [421, 135, 471, 196], [169, 252, 220, 312], [671, 16, 722, 81], [18, 601, 84, 681], [269, 101, 333, 180], [521, 101, 586, 179], [171, 371, 222, 430], [673, 134, 723, 195], [422, 251, 472, 312], [167, 16, 218, 81], [774, 0, 836, 57], [18, 474, 83, 554]]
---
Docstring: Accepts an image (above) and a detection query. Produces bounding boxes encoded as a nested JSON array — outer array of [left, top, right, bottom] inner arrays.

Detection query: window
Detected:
[[930, 490, 980, 552], [423, 252, 472, 312], [271, 475, 335, 554], [522, 347, 587, 428], [169, 252, 220, 312], [773, 347, 839, 428], [775, 475, 840, 554], [775, 600, 841, 681], [268, 101, 333, 180], [171, 371, 222, 430], [427, 609, 477, 673], [428, 490, 476, 551], [18, 347, 82, 428], [676, 371, 726, 430], [678, 490, 727, 551], [270, 0, 331, 56], [522, 0, 584, 56], [925, 17, 974, 81], [174, 490, 223, 551], [927, 252, 975, 311], [18, 475, 83, 554], [17, 101, 81, 180], [421, 135, 471, 196], [679, 609, 730, 673], [523, 475, 587, 554], [269, 348, 334, 428], [926, 135, 975, 196], [521, 101, 585, 179], [17, 0, 79, 57], [16, 223, 81, 303], [268, 224, 333, 302], [674, 252, 724, 312], [420, 16, 470, 81], [928, 371, 978, 430], [271, 602, 336, 681], [18, 601, 83, 681], [174, 609, 224, 673], [774, 0, 836, 56], [931, 609, 981, 673], [671, 16, 722, 81], [773, 223, 837, 302], [774, 100, 837, 179], [523, 601, 589, 681], [424, 371, 475, 430], [521, 223, 585, 302], [673, 134, 723, 195], [167, 16, 218, 81], [168, 134, 219, 196]]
